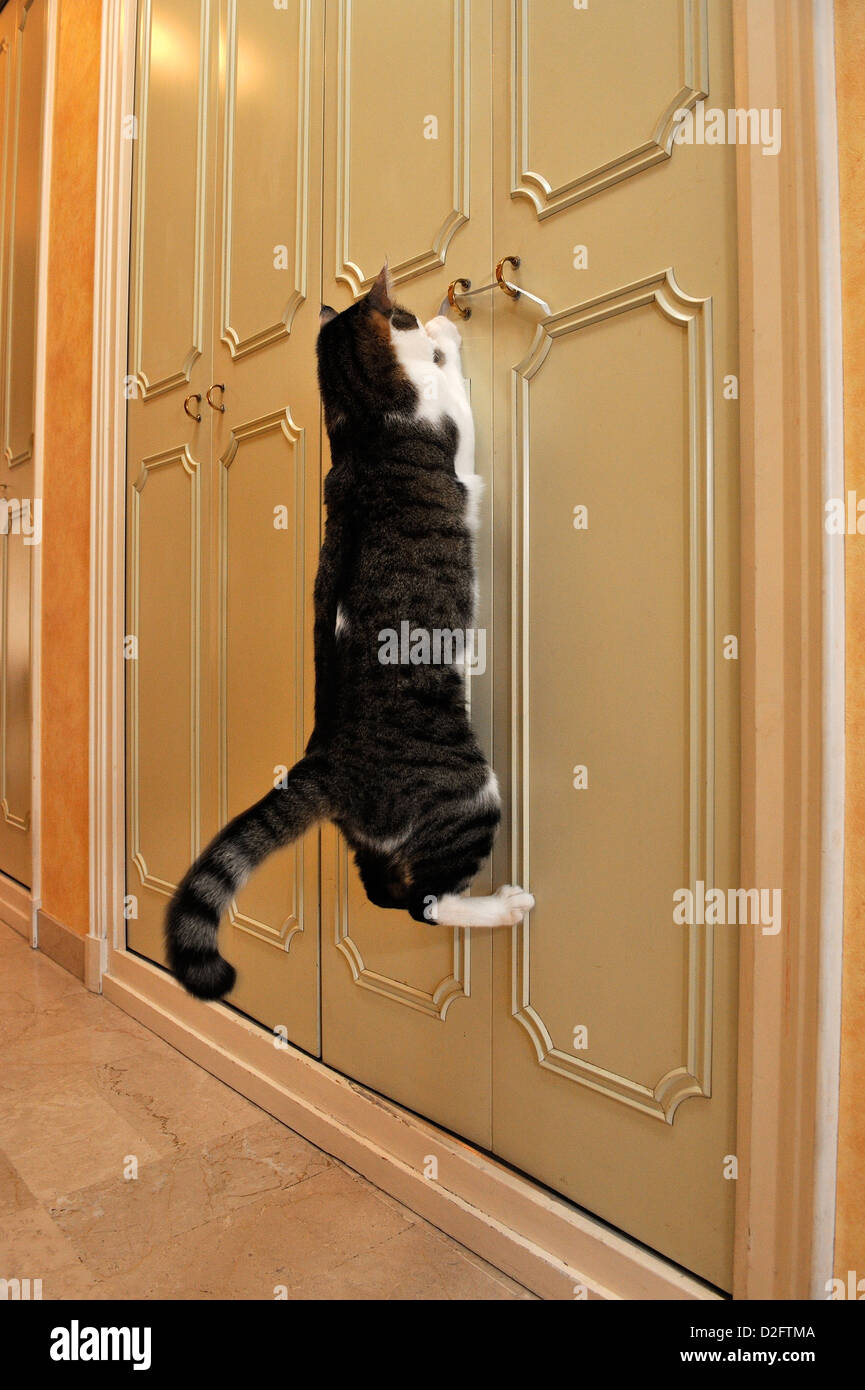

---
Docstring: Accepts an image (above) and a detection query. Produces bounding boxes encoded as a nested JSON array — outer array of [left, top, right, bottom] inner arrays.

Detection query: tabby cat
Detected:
[[165, 265, 534, 1000]]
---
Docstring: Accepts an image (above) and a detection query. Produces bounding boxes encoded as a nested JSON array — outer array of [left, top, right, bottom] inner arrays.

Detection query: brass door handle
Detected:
[[495, 255, 521, 298], [184, 393, 202, 422], [446, 277, 472, 320], [206, 383, 226, 412]]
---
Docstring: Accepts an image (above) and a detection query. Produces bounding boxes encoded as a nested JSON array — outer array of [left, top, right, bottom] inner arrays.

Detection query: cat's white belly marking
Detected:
[[457, 470, 483, 535], [335, 603, 348, 637]]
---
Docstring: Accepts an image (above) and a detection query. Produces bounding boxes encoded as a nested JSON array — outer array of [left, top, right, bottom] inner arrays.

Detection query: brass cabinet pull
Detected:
[[184, 393, 202, 422], [495, 255, 521, 298], [206, 383, 226, 412], [443, 261, 523, 320], [446, 278, 472, 319]]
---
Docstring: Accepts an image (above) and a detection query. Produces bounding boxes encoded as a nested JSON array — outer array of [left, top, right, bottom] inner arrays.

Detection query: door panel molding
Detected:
[[128, 443, 201, 893], [217, 408, 306, 950], [334, 0, 469, 294], [511, 0, 709, 219], [0, 530, 32, 830], [510, 271, 714, 1123], [333, 841, 470, 1020], [129, 0, 209, 398], [2, 0, 46, 469], [219, 0, 312, 358]]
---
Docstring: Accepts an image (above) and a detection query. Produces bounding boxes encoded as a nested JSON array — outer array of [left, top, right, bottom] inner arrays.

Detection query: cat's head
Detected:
[[316, 263, 437, 436]]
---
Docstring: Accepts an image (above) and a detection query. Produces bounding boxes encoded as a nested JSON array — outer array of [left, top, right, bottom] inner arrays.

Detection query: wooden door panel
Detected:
[[319, 0, 495, 1145], [126, 0, 216, 970], [491, 0, 739, 1288], [511, 279, 713, 1113], [128, 446, 201, 898], [218, 413, 307, 952], [3, 0, 45, 467], [124, 0, 212, 937], [512, 0, 708, 216], [220, 0, 311, 355], [0, 0, 46, 887], [126, 0, 324, 1051], [129, 0, 209, 396], [0, 528, 32, 881], [206, 0, 324, 1046], [333, 0, 469, 290]]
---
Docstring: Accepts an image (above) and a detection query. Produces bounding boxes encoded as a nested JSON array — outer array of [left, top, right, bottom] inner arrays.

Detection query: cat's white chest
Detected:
[[390, 316, 479, 530]]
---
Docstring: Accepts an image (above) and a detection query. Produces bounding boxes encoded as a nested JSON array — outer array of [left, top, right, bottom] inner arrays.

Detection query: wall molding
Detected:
[[731, 0, 845, 1300], [89, 0, 136, 989], [36, 907, 85, 980]]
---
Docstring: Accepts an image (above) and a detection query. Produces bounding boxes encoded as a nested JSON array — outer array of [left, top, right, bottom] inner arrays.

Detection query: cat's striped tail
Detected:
[[165, 755, 328, 1000]]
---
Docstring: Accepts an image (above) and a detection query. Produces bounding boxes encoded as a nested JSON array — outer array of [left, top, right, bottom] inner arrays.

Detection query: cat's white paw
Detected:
[[424, 314, 462, 348], [496, 884, 535, 924]]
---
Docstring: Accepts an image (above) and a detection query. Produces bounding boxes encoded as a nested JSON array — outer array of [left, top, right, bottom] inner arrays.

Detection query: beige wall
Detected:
[[834, 0, 865, 1282], [40, 0, 102, 936]]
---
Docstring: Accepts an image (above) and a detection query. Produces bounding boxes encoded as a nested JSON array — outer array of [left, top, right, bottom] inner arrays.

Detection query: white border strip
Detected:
[[812, 0, 846, 1299], [89, 0, 136, 989]]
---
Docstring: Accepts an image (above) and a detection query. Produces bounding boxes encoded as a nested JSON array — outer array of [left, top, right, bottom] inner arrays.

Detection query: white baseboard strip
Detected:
[[104, 948, 721, 1302]]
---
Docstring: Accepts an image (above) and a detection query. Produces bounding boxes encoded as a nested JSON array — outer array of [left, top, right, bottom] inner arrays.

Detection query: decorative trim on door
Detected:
[[511, 0, 709, 219], [335, 0, 470, 294], [128, 0, 208, 398], [218, 408, 306, 950], [0, 533, 31, 831], [129, 443, 201, 894], [333, 842, 470, 1019], [220, 0, 312, 358], [510, 269, 714, 1123], [1, 0, 42, 469]]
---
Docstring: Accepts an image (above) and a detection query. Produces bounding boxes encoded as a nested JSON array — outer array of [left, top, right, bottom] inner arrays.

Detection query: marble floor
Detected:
[[0, 922, 533, 1300]]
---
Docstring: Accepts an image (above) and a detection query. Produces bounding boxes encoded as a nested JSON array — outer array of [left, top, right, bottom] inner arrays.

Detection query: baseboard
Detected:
[[0, 873, 31, 940], [103, 947, 721, 1302], [36, 909, 86, 981]]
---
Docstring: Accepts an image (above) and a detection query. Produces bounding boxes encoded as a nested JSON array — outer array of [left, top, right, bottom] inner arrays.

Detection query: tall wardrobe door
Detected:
[[125, 0, 219, 977], [318, 0, 497, 1144], [0, 0, 47, 888], [489, 0, 740, 1289], [205, 0, 325, 1045]]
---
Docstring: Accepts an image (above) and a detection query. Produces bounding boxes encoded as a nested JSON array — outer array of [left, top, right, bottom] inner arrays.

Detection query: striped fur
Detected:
[[165, 758, 327, 998], [164, 265, 532, 1001]]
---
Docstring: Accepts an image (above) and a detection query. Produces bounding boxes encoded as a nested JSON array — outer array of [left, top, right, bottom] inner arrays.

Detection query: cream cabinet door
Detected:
[[489, 0, 739, 1289], [125, 0, 324, 1049], [206, 0, 324, 1041], [318, 0, 498, 1146], [0, 0, 46, 888]]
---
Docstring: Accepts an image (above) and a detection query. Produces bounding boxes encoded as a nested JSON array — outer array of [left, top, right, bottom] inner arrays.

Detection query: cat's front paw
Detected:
[[424, 314, 462, 349], [496, 884, 535, 925]]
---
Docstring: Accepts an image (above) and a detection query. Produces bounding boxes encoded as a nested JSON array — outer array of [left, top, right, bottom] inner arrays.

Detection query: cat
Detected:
[[165, 264, 534, 1000]]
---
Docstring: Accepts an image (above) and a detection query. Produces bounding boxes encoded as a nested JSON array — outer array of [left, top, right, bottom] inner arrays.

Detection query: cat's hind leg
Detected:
[[354, 846, 411, 912]]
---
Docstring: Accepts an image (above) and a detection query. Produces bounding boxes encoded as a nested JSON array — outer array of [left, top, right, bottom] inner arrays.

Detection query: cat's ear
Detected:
[[319, 304, 338, 327], [367, 261, 393, 314]]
